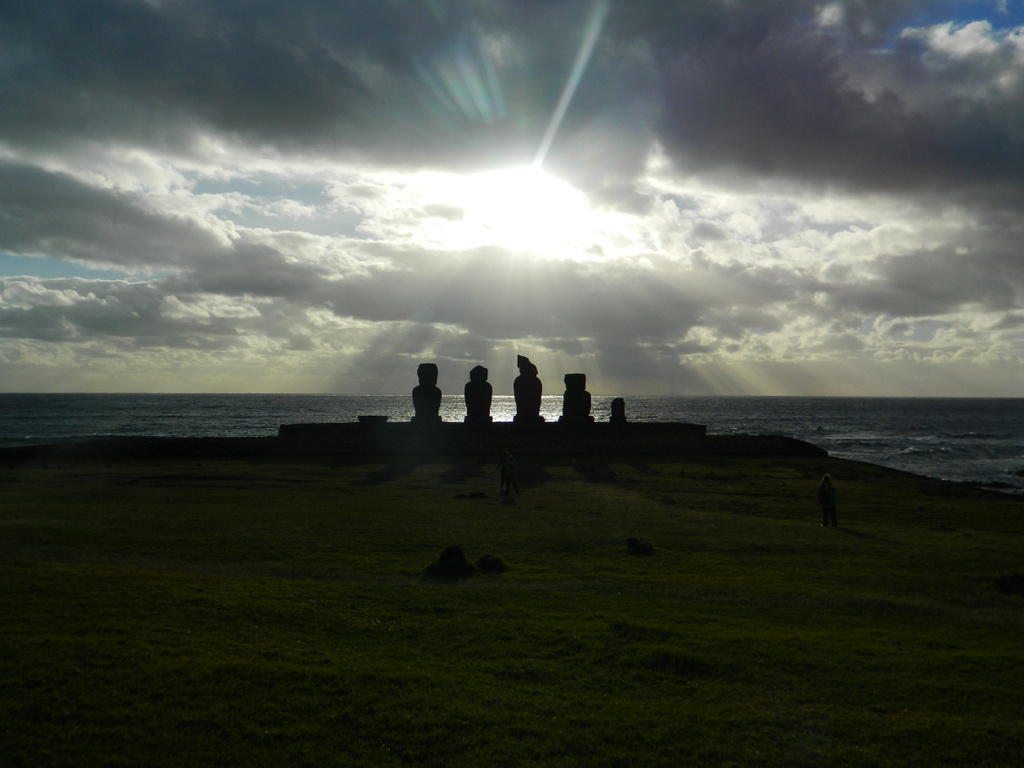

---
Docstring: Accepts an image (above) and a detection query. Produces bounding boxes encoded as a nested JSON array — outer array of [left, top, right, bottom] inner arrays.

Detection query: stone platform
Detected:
[[276, 420, 827, 459], [0, 422, 828, 465]]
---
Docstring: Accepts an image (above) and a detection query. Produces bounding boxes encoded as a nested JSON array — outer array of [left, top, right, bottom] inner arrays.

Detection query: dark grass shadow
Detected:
[[515, 461, 550, 490], [838, 527, 902, 544], [438, 457, 487, 485], [572, 459, 618, 483], [353, 455, 549, 489], [356, 456, 424, 485], [627, 460, 661, 476]]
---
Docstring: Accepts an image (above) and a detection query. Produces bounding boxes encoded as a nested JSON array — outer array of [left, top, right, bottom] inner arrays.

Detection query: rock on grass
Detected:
[[422, 545, 477, 581]]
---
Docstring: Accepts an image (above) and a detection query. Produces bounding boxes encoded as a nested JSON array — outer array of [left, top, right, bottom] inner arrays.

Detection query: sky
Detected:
[[2, 1, 1024, 396]]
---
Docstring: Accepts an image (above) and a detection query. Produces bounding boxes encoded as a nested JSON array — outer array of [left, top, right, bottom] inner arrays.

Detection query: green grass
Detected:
[[1, 454, 1023, 766]]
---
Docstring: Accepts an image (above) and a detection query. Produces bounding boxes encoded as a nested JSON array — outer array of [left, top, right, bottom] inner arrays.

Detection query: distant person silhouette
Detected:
[[499, 448, 519, 497], [818, 474, 838, 527]]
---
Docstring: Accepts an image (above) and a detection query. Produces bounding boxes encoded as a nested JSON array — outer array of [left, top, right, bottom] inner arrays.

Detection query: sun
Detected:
[[421, 165, 602, 257], [462, 166, 589, 251]]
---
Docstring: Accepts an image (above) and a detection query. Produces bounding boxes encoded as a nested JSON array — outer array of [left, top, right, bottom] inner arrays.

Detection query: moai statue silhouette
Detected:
[[559, 373, 594, 424], [513, 355, 544, 424], [610, 397, 627, 424], [464, 365, 493, 423], [412, 363, 442, 423]]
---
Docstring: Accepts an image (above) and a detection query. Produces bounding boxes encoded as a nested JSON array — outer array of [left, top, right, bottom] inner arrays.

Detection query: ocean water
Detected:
[[2, 394, 1024, 490]]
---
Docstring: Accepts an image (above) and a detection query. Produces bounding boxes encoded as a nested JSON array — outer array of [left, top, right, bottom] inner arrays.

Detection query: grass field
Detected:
[[1, 453, 1023, 766]]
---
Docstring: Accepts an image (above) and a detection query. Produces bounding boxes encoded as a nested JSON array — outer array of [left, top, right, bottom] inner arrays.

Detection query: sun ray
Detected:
[[533, 0, 611, 169]]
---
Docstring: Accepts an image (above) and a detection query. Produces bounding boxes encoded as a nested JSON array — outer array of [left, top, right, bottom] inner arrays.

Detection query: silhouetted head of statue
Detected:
[[564, 373, 586, 392], [469, 365, 488, 382], [611, 397, 627, 422], [516, 355, 538, 377], [417, 363, 439, 387]]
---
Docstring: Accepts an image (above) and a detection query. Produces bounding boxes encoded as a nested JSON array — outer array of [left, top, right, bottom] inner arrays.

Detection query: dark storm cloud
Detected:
[[0, 277, 242, 348], [0, 0, 587, 167], [4, 0, 1020, 195], [176, 241, 336, 299], [1, 0, 374, 148], [0, 163, 224, 267], [826, 245, 1024, 317], [638, 2, 1024, 196]]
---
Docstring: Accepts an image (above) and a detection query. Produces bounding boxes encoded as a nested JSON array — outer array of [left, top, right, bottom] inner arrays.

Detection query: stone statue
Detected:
[[464, 365, 492, 423], [513, 355, 544, 424], [559, 373, 594, 424], [412, 363, 442, 423], [610, 397, 627, 424]]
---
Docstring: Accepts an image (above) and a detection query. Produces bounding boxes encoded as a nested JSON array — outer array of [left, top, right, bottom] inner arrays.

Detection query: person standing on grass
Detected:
[[818, 474, 838, 527], [499, 448, 519, 497]]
